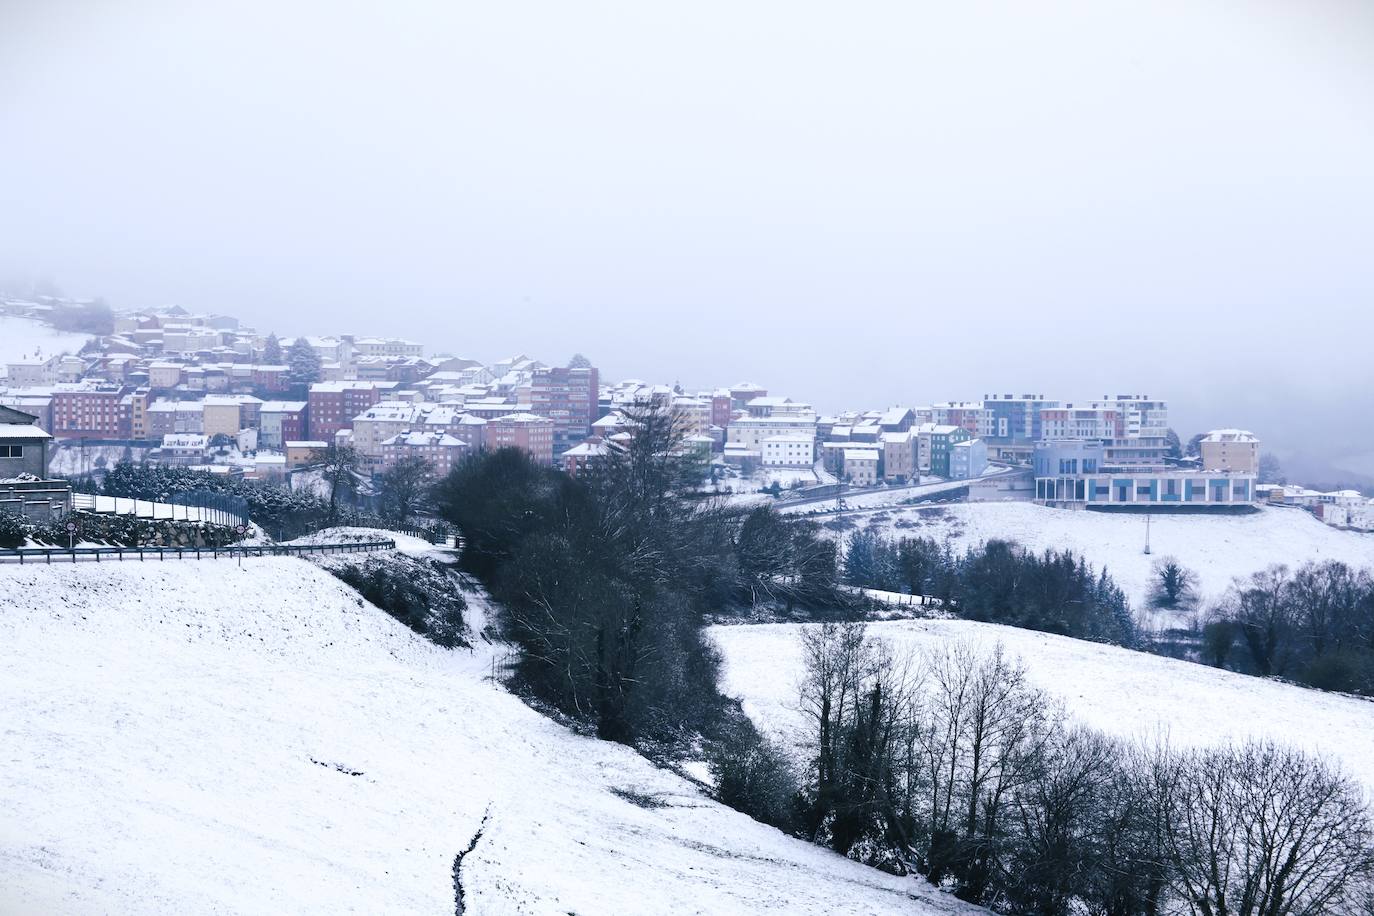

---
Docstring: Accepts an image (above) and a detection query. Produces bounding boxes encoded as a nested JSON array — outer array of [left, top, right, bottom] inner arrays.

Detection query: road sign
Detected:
[[65, 522, 78, 533]]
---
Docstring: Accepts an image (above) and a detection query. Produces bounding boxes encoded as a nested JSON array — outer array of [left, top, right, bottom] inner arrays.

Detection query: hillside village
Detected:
[[4, 295, 1370, 532]]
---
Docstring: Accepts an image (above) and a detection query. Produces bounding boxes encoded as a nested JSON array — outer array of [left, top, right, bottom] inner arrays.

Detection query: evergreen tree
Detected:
[[263, 332, 283, 364], [287, 337, 322, 387], [567, 352, 593, 369]]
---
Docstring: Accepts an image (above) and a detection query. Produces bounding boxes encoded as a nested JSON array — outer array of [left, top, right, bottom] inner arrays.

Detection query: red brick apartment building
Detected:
[[486, 413, 555, 466], [51, 388, 125, 438], [530, 366, 598, 456], [306, 381, 395, 441]]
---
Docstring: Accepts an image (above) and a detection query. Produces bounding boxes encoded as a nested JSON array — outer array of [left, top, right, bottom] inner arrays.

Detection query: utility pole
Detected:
[[1143, 513, 1152, 555]]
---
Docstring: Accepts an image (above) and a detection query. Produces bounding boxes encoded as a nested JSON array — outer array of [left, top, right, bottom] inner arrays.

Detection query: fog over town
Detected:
[[3, 1, 1372, 483]]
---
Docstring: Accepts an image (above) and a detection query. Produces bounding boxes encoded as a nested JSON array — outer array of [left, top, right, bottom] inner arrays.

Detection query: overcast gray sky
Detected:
[[2, 1, 1372, 479]]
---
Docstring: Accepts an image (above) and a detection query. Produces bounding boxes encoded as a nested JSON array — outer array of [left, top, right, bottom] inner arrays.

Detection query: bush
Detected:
[[0, 511, 26, 549], [708, 721, 801, 835], [322, 553, 468, 648]]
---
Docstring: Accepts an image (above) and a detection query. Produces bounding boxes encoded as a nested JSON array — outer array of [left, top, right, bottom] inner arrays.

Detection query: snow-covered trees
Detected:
[[286, 337, 321, 388], [841, 534, 1136, 647], [262, 332, 282, 364], [0, 510, 26, 549]]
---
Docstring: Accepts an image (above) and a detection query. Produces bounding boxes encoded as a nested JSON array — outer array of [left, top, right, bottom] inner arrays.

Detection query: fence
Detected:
[[71, 489, 250, 528], [0, 539, 396, 565]]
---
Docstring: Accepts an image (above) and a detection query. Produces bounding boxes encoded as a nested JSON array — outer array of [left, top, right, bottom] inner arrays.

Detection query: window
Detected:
[[0, 445, 23, 458]]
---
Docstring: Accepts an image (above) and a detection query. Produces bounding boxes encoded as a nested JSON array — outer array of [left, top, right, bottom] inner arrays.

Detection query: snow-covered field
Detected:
[[0, 317, 90, 373], [842, 501, 1373, 621], [711, 619, 1374, 796], [0, 557, 984, 915]]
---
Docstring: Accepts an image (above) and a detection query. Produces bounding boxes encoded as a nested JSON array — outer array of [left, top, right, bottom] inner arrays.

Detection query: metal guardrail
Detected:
[[0, 539, 397, 565]]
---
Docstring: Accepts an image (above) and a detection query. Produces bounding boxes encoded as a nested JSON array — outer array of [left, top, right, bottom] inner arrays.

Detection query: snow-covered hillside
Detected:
[[847, 502, 1373, 621], [711, 620, 1374, 795], [0, 558, 985, 915], [0, 316, 90, 373]]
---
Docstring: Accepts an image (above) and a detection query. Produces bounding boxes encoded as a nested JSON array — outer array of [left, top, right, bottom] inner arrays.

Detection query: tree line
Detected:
[[842, 531, 1137, 647], [716, 623, 1374, 916], [1199, 560, 1374, 696]]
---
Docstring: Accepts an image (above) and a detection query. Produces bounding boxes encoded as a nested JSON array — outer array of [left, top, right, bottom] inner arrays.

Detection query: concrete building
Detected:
[[981, 393, 1057, 456], [0, 405, 52, 478], [726, 416, 818, 451], [354, 337, 424, 359], [285, 440, 329, 468], [949, 438, 988, 480], [881, 431, 917, 482], [202, 395, 263, 440], [258, 401, 308, 450], [761, 435, 816, 467], [351, 402, 425, 469], [487, 413, 555, 466], [147, 399, 205, 437], [1033, 440, 1254, 507], [842, 448, 880, 486], [917, 424, 972, 477], [1200, 429, 1259, 474], [147, 362, 185, 388], [5, 354, 61, 386]]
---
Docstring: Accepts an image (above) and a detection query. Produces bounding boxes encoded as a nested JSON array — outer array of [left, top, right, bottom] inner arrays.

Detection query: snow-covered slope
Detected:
[[711, 620, 1374, 795], [0, 559, 984, 915], [0, 317, 91, 373], [852, 502, 1373, 622]]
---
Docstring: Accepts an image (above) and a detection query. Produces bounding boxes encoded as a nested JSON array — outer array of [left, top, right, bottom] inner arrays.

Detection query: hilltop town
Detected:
[[3, 293, 1369, 532]]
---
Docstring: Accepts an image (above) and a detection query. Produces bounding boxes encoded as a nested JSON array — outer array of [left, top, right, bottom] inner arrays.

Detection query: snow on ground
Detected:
[[711, 619, 1374, 795], [847, 501, 1374, 623], [0, 558, 986, 915], [0, 317, 91, 374], [46, 443, 154, 477], [285, 525, 439, 555]]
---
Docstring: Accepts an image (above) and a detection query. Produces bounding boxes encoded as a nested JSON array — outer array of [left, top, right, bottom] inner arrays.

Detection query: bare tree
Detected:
[[376, 455, 432, 523], [1166, 740, 1374, 916], [319, 442, 361, 523]]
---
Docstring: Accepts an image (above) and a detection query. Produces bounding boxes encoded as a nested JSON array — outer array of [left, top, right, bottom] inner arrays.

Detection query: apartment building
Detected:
[[380, 431, 466, 477], [258, 401, 308, 449], [354, 337, 424, 359], [307, 381, 395, 440], [352, 402, 426, 469], [726, 416, 818, 451], [1200, 429, 1259, 474], [843, 448, 880, 485], [486, 413, 555, 466], [50, 387, 124, 439], [530, 366, 599, 454], [761, 435, 816, 467], [119, 388, 153, 441], [881, 430, 917, 482], [949, 438, 988, 480]]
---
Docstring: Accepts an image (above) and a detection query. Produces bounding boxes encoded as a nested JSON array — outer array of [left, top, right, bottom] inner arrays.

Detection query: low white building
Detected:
[[761, 435, 816, 467], [726, 416, 817, 451], [160, 433, 209, 460]]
